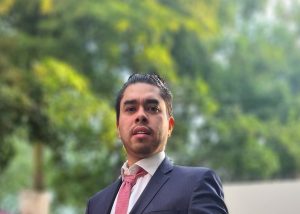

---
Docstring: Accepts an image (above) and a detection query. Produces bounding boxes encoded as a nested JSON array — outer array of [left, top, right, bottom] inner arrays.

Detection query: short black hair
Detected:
[[115, 73, 173, 122]]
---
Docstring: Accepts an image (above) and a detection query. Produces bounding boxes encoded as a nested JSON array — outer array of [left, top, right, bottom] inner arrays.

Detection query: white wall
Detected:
[[223, 179, 300, 214]]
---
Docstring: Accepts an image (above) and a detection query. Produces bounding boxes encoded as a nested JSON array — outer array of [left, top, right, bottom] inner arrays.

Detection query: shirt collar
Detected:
[[121, 151, 165, 177]]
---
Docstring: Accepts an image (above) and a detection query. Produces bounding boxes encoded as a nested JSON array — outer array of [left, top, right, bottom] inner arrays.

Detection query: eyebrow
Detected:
[[123, 99, 137, 106], [144, 99, 159, 105], [123, 98, 159, 106]]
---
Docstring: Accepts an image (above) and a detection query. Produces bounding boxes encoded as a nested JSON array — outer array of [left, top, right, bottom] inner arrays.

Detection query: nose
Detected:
[[135, 108, 148, 124]]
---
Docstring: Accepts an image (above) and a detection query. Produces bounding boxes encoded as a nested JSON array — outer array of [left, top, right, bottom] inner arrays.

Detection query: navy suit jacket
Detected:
[[85, 158, 228, 214]]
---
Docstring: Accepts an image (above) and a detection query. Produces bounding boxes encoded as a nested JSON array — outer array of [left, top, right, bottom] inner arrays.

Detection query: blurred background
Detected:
[[1, 0, 300, 213]]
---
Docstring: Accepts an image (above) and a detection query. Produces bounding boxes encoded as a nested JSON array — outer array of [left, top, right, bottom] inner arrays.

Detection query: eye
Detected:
[[125, 106, 136, 113], [146, 105, 160, 113]]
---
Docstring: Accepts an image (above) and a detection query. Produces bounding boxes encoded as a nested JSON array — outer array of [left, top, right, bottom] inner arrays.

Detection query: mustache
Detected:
[[131, 125, 152, 135]]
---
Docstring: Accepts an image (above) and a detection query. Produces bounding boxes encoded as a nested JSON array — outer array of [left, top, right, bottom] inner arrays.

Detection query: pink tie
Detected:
[[115, 168, 147, 214]]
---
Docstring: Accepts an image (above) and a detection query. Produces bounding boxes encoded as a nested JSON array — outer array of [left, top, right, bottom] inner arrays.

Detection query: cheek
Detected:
[[117, 119, 130, 136], [154, 117, 167, 132]]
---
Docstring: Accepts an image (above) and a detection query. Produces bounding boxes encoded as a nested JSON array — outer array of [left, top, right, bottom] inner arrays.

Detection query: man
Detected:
[[85, 73, 228, 214]]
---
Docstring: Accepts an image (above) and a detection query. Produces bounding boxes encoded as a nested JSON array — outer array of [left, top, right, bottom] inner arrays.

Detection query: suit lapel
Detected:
[[102, 178, 122, 214], [130, 158, 173, 214]]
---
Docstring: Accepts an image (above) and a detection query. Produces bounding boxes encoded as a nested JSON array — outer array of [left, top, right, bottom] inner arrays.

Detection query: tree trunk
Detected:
[[33, 142, 44, 190], [19, 143, 51, 214]]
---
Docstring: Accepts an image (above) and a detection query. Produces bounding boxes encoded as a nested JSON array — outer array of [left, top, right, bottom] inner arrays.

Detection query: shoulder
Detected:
[[88, 178, 120, 203], [174, 166, 228, 213], [85, 179, 121, 214], [161, 157, 221, 182], [172, 165, 224, 189]]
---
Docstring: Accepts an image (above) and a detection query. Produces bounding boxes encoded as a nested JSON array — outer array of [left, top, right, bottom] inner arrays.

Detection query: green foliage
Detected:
[[31, 58, 118, 207], [0, 132, 33, 212], [265, 120, 300, 178], [33, 58, 116, 147], [1, 0, 300, 212], [0, 64, 30, 171], [209, 113, 279, 181]]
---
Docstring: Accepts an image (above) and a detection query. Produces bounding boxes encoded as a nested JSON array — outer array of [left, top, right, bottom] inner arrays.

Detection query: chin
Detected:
[[133, 145, 155, 157]]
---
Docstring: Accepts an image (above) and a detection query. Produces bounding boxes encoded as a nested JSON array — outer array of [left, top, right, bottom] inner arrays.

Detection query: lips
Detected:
[[132, 126, 151, 136]]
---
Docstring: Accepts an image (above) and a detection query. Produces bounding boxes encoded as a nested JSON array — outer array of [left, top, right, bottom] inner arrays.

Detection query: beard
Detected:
[[125, 137, 165, 158]]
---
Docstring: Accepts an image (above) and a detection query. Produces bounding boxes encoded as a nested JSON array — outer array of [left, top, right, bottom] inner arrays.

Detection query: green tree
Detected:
[[0, 57, 118, 211], [0, 63, 30, 172], [2, 0, 300, 212], [207, 0, 300, 180], [33, 58, 118, 208]]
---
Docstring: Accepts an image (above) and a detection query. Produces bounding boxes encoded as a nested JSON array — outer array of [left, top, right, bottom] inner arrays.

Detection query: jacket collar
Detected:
[[100, 178, 122, 214], [129, 157, 173, 213]]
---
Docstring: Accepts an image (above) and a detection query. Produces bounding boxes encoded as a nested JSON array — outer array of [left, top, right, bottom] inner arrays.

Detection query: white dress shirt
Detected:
[[110, 151, 165, 214]]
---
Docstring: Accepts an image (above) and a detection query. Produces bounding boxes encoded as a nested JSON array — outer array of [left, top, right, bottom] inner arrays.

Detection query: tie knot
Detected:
[[123, 168, 147, 186]]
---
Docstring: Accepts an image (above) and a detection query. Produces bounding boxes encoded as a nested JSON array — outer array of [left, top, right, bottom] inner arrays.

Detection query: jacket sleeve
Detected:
[[189, 169, 228, 214]]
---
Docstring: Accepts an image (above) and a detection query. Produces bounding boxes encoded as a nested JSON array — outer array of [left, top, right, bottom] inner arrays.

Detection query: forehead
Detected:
[[121, 83, 163, 103]]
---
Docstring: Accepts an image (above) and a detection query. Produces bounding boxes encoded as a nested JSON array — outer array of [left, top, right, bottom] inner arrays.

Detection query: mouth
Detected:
[[132, 126, 151, 136]]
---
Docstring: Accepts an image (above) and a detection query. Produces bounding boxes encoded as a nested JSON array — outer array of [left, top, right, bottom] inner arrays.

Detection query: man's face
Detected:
[[117, 83, 174, 166]]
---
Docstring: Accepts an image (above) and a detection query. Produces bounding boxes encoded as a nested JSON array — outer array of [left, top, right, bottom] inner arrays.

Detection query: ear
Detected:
[[168, 116, 175, 137]]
